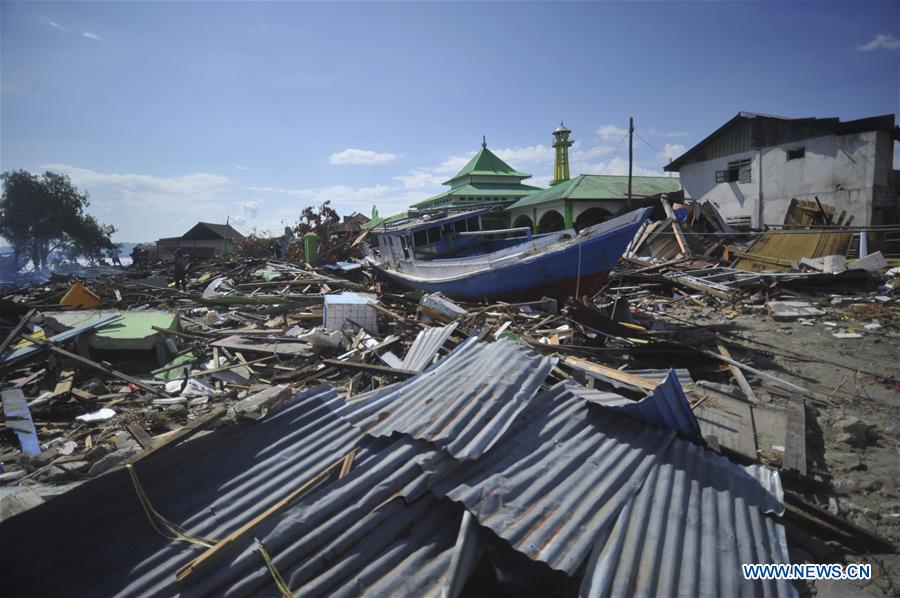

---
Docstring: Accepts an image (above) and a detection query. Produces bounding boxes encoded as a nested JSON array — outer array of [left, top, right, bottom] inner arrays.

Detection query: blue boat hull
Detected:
[[377, 208, 649, 300]]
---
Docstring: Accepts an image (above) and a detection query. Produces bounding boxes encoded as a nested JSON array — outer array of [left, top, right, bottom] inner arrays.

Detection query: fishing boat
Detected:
[[366, 207, 650, 300]]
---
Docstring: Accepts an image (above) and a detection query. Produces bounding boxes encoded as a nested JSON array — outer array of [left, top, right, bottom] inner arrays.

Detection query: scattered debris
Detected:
[[0, 200, 897, 596]]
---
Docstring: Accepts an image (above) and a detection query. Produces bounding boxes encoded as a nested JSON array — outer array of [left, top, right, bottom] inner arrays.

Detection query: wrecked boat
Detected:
[[368, 207, 650, 300]]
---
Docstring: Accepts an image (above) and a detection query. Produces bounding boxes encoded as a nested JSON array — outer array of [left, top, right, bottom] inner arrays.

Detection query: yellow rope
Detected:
[[256, 538, 293, 598], [126, 464, 218, 548]]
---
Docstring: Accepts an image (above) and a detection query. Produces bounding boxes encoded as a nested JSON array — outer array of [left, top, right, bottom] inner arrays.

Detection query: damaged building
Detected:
[[664, 112, 900, 228]]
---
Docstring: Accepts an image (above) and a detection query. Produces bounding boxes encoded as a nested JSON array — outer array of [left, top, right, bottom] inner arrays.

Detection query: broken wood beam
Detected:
[[0, 309, 36, 358], [21, 333, 167, 397], [562, 356, 658, 392], [320, 359, 418, 378], [716, 343, 759, 404]]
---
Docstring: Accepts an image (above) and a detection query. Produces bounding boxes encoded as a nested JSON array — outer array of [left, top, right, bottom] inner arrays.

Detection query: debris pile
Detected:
[[1, 208, 897, 596]]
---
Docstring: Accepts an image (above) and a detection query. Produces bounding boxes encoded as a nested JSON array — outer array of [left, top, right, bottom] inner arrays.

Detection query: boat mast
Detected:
[[627, 117, 634, 200]]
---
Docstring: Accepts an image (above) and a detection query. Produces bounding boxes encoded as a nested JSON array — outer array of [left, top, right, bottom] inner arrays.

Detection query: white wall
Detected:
[[679, 130, 891, 226]]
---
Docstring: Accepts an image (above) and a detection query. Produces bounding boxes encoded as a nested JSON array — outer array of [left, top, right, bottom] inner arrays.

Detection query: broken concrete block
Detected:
[[848, 251, 887, 272], [767, 301, 826, 321]]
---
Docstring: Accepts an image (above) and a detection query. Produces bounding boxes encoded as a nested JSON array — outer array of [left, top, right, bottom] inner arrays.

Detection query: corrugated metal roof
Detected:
[[507, 175, 682, 210], [431, 381, 677, 574], [337, 337, 556, 460], [400, 322, 458, 372], [172, 436, 457, 598], [575, 369, 703, 441], [581, 440, 794, 597]]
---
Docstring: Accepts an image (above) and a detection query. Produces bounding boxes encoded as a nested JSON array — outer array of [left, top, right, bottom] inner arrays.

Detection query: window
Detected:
[[454, 219, 467, 233], [466, 217, 480, 231], [715, 158, 752, 184], [427, 227, 441, 244], [786, 147, 805, 160], [413, 230, 428, 246]]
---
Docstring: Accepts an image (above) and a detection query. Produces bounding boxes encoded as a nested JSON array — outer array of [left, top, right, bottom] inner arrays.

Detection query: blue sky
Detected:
[[2, 1, 898, 242]]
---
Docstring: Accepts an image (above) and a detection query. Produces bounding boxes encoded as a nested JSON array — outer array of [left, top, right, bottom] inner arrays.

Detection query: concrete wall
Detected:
[[679, 130, 894, 227]]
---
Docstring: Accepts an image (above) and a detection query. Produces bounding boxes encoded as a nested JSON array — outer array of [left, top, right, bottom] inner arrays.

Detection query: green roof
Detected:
[[444, 146, 530, 185], [412, 182, 541, 209], [506, 175, 681, 210], [361, 210, 409, 230]]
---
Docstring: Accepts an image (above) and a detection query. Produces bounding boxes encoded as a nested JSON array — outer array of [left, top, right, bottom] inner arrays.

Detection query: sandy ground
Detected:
[[662, 297, 900, 596]]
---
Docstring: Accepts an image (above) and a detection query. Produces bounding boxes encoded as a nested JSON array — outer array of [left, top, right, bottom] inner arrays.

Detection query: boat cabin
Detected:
[[368, 209, 533, 267]]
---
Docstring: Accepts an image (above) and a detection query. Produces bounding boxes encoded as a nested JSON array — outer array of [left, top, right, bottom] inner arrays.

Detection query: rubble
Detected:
[[0, 203, 898, 597]]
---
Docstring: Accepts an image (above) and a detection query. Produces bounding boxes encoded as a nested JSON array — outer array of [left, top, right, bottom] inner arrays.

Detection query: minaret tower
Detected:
[[551, 120, 573, 186]]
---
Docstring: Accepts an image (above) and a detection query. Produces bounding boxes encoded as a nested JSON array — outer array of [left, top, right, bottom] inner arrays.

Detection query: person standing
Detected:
[[174, 248, 189, 291]]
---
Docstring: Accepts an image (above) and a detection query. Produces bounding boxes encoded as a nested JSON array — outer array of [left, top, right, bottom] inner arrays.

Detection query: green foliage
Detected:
[[0, 169, 117, 270]]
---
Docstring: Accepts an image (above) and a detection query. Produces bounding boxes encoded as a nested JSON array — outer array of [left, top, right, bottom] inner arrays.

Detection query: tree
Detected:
[[0, 170, 116, 271]]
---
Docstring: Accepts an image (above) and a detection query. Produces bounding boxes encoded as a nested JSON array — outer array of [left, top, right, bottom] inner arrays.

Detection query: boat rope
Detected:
[[574, 238, 583, 299], [255, 538, 293, 598], [126, 464, 218, 548]]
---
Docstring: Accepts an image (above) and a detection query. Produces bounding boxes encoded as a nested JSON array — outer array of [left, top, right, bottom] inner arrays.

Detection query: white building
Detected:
[[664, 112, 899, 227]]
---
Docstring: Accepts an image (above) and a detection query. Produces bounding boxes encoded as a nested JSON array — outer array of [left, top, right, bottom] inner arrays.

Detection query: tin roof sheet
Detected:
[[575, 369, 703, 441], [337, 338, 556, 460], [431, 381, 677, 574], [581, 441, 794, 597], [400, 322, 459, 372]]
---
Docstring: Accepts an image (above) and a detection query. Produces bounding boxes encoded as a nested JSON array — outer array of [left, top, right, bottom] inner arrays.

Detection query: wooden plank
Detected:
[[126, 423, 153, 450], [321, 359, 418, 378], [209, 335, 311, 357], [0, 309, 36, 358], [716, 344, 759, 403], [562, 356, 658, 392], [50, 369, 75, 399], [782, 398, 807, 476], [694, 392, 757, 459], [661, 198, 691, 256]]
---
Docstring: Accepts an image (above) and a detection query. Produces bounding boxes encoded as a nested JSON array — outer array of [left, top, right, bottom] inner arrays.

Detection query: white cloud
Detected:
[[328, 148, 400, 165], [646, 128, 690, 138], [238, 200, 260, 218], [571, 144, 618, 162], [236, 165, 249, 171], [393, 145, 552, 191], [44, 18, 68, 32], [528, 174, 553, 188], [248, 183, 427, 218], [658, 143, 687, 162], [394, 169, 445, 189], [35, 164, 234, 241], [493, 144, 554, 167], [82, 31, 100, 40], [856, 34, 900, 52], [597, 124, 628, 140], [43, 164, 230, 198]]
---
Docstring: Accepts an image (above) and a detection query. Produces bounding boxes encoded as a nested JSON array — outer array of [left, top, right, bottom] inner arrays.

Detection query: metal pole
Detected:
[[627, 117, 634, 200]]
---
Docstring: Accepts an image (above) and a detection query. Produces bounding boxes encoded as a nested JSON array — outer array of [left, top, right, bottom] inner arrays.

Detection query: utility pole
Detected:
[[627, 117, 634, 200]]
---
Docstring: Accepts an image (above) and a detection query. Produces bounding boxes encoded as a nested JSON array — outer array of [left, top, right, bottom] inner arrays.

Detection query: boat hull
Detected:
[[377, 208, 649, 301]]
